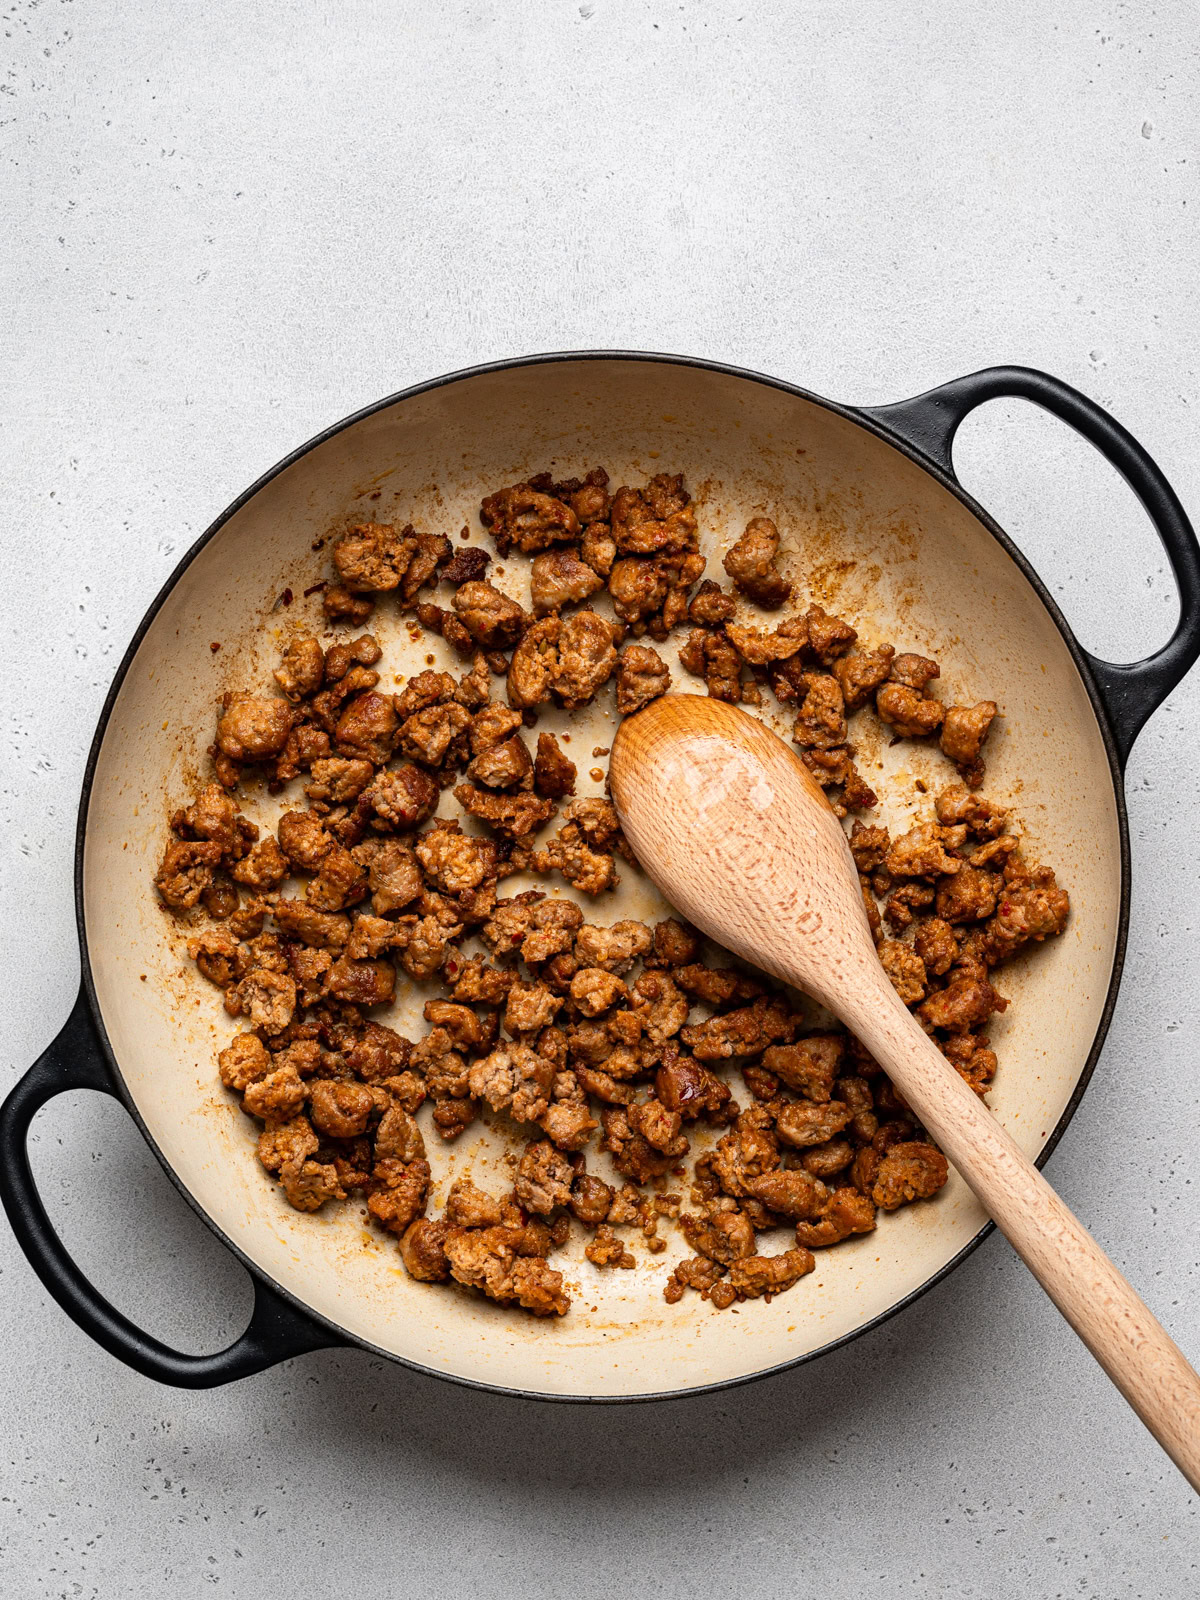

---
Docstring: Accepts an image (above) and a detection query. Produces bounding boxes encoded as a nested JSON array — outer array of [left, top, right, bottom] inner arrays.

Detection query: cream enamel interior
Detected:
[[81, 359, 1122, 1398]]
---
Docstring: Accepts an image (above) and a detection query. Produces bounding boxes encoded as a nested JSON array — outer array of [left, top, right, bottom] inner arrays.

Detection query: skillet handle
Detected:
[[0, 987, 341, 1387], [863, 366, 1200, 767]]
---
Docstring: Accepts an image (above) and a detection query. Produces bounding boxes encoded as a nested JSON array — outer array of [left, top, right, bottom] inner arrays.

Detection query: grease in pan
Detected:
[[155, 463, 1069, 1322]]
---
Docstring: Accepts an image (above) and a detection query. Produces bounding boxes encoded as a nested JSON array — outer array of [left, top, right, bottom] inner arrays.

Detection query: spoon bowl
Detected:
[[610, 693, 882, 1017]]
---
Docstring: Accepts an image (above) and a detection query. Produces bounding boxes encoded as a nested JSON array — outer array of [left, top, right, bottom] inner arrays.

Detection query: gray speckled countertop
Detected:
[[3, 2, 1199, 1594]]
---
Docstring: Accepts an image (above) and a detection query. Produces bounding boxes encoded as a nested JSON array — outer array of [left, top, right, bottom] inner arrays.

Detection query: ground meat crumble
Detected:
[[156, 462, 1070, 1322]]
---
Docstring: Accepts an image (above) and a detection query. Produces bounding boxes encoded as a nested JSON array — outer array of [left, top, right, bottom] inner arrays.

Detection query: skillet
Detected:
[[3, 354, 1197, 1398]]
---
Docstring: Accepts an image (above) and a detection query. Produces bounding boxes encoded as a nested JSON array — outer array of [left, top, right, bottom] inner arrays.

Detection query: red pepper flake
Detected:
[[303, 580, 328, 598], [210, 641, 221, 652], [274, 587, 294, 609], [444, 961, 459, 978]]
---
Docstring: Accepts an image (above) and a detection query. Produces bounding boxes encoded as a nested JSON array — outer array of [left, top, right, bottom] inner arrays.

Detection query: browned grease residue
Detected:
[[134, 425, 1075, 1358]]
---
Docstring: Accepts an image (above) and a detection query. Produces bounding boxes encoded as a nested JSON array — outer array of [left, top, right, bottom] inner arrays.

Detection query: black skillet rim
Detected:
[[71, 350, 1132, 1403]]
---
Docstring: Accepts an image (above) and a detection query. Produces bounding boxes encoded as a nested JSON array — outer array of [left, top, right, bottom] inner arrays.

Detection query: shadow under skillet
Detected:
[[234, 1236, 1019, 1507]]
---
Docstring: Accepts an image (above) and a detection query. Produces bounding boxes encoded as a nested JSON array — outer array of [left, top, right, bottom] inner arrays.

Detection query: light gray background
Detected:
[[3, 1, 1198, 1595]]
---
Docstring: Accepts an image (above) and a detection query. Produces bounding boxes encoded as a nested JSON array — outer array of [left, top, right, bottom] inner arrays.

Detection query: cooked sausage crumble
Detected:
[[156, 467, 1069, 1319]]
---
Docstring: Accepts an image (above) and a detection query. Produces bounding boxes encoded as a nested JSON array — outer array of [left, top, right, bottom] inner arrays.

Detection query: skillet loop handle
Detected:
[[864, 366, 1200, 767], [0, 988, 340, 1388]]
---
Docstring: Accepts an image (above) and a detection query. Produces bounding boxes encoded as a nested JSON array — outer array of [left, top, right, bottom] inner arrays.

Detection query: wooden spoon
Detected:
[[610, 693, 1200, 1489]]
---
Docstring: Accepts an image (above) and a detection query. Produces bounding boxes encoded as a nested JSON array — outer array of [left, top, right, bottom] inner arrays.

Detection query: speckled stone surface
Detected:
[[3, 2, 1199, 1594]]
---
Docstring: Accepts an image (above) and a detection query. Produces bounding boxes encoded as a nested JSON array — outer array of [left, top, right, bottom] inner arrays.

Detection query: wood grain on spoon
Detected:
[[610, 693, 1200, 1492]]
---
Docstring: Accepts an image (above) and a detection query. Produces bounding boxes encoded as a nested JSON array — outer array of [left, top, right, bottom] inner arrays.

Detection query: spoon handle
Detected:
[[851, 995, 1200, 1492]]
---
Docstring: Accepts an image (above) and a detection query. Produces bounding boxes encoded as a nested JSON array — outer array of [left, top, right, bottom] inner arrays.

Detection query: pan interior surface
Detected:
[[81, 359, 1121, 1397]]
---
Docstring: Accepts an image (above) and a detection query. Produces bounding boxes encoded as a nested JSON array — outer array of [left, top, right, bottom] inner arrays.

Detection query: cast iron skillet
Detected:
[[2, 357, 1198, 1393]]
